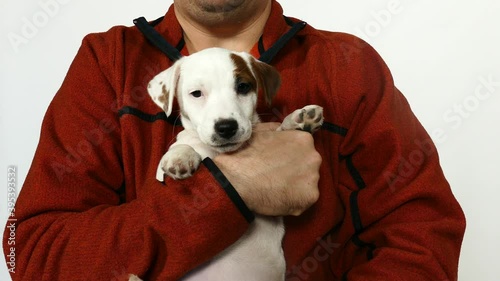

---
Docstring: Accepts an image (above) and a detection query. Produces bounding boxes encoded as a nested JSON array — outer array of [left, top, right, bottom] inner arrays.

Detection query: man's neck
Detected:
[[174, 1, 272, 53]]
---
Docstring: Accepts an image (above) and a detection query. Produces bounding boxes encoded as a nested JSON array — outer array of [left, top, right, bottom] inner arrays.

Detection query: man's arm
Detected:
[[329, 35, 466, 280]]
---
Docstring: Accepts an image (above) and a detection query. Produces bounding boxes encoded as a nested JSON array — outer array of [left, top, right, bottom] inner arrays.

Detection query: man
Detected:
[[3, 0, 466, 280]]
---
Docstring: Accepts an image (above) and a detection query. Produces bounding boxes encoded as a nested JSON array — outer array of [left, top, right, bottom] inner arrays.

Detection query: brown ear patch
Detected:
[[230, 53, 281, 106], [158, 84, 169, 106], [230, 53, 258, 94], [250, 59, 281, 106]]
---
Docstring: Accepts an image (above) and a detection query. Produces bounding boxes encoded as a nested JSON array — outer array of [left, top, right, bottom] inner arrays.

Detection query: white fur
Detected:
[[136, 47, 323, 281]]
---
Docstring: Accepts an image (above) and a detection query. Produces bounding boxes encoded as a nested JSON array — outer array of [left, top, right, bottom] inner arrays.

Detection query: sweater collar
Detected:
[[152, 0, 305, 62]]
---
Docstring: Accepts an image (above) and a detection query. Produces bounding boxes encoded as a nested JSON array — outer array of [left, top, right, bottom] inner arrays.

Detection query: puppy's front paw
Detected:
[[156, 145, 202, 181], [128, 274, 142, 281], [279, 105, 324, 133]]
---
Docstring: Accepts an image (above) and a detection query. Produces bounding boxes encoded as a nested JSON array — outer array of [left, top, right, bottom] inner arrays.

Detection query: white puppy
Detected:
[[131, 47, 323, 281]]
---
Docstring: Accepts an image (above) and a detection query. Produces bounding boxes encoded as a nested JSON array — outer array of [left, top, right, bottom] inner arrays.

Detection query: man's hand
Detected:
[[213, 122, 322, 217]]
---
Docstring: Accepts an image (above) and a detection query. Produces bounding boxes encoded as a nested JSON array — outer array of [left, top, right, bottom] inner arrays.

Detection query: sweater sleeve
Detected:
[[330, 36, 466, 280], [2, 32, 250, 281]]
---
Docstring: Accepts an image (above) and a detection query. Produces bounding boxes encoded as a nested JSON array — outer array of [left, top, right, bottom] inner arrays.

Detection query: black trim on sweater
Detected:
[[340, 236, 377, 279], [149, 16, 164, 27], [340, 153, 377, 279], [133, 15, 306, 65], [118, 107, 350, 138], [133, 16, 183, 62], [202, 158, 255, 223], [349, 190, 364, 231], [258, 18, 307, 64], [258, 38, 266, 57], [321, 122, 348, 137], [284, 16, 297, 27], [118, 106, 182, 126], [345, 154, 366, 190], [176, 37, 186, 52], [352, 235, 376, 260]]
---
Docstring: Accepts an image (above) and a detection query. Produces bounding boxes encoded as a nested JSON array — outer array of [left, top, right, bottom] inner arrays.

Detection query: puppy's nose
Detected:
[[214, 119, 239, 139]]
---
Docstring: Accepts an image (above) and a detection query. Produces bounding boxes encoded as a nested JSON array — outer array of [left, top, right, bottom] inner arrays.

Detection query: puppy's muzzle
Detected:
[[214, 119, 239, 139]]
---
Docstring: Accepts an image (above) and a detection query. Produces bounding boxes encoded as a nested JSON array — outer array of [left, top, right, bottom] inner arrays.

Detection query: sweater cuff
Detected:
[[202, 158, 255, 223]]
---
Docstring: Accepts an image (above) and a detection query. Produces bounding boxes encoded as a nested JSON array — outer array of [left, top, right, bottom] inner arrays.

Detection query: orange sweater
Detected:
[[4, 1, 465, 280]]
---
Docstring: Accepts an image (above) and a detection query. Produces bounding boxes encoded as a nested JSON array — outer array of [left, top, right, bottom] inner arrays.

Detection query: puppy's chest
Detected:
[[181, 216, 285, 281]]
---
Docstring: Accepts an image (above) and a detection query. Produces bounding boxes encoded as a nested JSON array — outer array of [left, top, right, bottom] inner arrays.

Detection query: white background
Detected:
[[1, 0, 499, 280]]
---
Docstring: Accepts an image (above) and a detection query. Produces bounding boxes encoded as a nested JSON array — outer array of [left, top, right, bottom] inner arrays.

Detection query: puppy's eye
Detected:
[[190, 90, 203, 98], [237, 82, 252, 95]]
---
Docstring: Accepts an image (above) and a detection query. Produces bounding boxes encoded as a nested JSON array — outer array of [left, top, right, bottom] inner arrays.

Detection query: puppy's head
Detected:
[[148, 47, 281, 153]]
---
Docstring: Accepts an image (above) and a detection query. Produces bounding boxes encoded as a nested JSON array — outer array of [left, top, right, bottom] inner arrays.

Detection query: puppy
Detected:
[[131, 47, 323, 281]]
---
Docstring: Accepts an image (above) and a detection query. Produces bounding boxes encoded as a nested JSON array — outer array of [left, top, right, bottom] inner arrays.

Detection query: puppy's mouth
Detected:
[[211, 141, 244, 152], [205, 125, 252, 153], [215, 142, 239, 148]]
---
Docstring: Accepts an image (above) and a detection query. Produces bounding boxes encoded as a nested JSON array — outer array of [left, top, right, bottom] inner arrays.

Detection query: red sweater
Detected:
[[4, 1, 465, 280]]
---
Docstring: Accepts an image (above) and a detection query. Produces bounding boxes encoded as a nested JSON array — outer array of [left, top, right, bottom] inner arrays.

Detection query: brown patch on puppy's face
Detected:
[[230, 53, 258, 97], [230, 53, 281, 106]]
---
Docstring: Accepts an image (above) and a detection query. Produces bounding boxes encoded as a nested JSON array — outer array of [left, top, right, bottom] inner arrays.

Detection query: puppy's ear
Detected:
[[250, 59, 281, 106], [147, 60, 182, 117]]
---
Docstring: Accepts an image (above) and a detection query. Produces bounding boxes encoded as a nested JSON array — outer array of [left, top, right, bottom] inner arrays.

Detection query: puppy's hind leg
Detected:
[[278, 105, 324, 133]]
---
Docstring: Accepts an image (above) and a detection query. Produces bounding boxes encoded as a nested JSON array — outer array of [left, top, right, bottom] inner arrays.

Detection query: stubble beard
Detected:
[[197, 0, 246, 13], [188, 0, 253, 26]]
